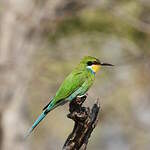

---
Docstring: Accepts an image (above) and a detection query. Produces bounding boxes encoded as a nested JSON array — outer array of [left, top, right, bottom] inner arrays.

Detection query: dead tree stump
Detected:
[[63, 95, 100, 150]]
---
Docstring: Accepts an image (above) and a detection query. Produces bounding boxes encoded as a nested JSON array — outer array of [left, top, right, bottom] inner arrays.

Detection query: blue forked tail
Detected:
[[25, 102, 54, 139], [25, 111, 46, 138], [25, 99, 63, 138]]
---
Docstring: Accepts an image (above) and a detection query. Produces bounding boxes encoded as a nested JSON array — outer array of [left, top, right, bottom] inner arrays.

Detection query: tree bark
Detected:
[[63, 95, 100, 150]]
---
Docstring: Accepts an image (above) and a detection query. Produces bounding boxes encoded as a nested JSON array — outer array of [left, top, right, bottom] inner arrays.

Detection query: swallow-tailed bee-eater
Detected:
[[26, 56, 113, 137]]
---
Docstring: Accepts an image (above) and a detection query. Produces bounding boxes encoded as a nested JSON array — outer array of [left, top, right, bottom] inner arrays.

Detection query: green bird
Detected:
[[26, 56, 113, 137]]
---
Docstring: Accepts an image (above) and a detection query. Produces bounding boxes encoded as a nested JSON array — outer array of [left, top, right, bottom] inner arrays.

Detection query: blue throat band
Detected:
[[87, 66, 95, 75]]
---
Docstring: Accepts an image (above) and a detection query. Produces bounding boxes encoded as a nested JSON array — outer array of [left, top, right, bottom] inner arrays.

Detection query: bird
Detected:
[[25, 56, 113, 137]]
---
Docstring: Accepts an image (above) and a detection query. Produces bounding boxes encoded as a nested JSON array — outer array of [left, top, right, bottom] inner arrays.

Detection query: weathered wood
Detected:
[[63, 95, 100, 150]]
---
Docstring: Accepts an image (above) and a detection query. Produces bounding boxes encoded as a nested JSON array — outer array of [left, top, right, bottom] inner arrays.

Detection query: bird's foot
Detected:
[[76, 94, 88, 106], [77, 93, 88, 99]]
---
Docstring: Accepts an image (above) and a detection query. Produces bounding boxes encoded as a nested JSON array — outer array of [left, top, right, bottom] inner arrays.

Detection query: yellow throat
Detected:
[[91, 64, 101, 73]]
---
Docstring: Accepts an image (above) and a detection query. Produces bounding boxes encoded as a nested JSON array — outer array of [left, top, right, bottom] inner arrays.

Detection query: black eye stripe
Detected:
[[93, 61, 100, 65], [87, 61, 100, 66], [87, 61, 93, 66]]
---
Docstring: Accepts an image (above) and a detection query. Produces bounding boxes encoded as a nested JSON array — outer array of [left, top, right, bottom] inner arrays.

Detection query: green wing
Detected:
[[53, 70, 87, 104]]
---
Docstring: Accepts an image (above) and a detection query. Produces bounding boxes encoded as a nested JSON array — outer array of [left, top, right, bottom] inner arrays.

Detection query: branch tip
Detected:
[[63, 95, 101, 150]]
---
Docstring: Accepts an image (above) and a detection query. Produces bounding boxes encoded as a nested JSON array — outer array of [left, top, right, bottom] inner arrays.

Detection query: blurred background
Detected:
[[0, 0, 150, 150]]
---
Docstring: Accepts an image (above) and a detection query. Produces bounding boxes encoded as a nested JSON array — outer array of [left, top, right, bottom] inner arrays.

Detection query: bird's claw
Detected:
[[77, 93, 88, 99]]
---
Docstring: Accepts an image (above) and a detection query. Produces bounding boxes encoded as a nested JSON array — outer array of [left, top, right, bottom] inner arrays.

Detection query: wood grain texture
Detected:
[[63, 95, 100, 150]]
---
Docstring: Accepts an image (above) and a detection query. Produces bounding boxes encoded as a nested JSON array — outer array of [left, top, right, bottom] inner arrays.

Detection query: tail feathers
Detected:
[[25, 101, 55, 138], [25, 99, 65, 138], [43, 101, 51, 111], [25, 111, 46, 138]]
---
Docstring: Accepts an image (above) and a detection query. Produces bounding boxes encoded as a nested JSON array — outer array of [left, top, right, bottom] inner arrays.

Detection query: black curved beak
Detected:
[[101, 62, 114, 66]]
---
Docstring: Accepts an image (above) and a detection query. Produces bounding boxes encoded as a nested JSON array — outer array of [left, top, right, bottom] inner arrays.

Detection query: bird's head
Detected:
[[81, 56, 113, 74]]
